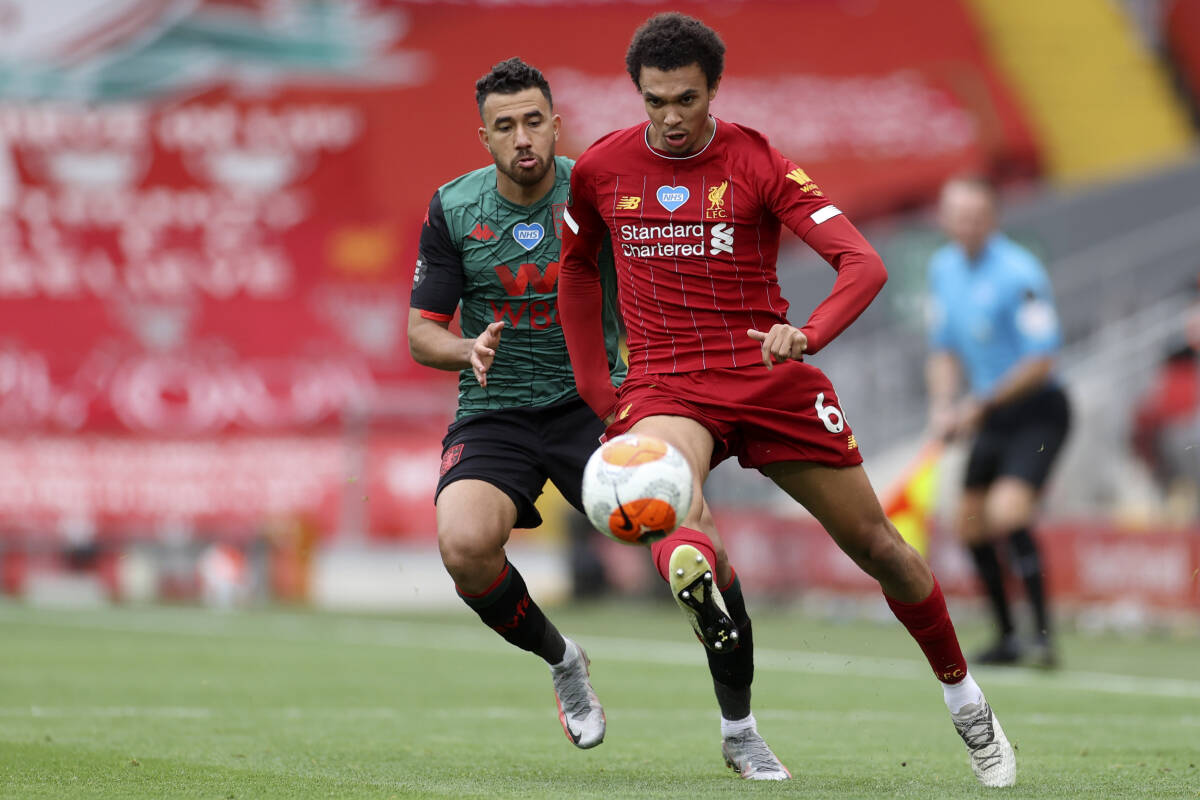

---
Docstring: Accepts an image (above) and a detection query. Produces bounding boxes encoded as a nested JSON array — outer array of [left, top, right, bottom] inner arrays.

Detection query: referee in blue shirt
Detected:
[[925, 177, 1070, 668]]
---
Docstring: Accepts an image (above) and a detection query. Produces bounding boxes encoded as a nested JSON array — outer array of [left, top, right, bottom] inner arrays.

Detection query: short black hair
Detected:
[[625, 12, 725, 90], [474, 57, 552, 118]]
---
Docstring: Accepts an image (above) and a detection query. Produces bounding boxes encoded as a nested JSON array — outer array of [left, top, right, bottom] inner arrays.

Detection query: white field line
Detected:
[[0, 705, 1196, 727], [3, 606, 1200, 701]]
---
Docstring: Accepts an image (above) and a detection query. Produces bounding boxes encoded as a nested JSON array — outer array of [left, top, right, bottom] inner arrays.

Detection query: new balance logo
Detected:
[[616, 195, 641, 210], [710, 223, 733, 255], [469, 223, 497, 241]]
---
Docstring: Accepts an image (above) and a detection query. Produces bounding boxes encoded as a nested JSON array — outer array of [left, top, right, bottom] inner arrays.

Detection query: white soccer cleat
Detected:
[[722, 729, 791, 781], [550, 638, 606, 749], [668, 544, 738, 653], [951, 699, 1016, 787]]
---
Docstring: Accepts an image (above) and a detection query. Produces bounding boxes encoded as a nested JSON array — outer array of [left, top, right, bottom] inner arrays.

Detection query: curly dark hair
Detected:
[[474, 57, 552, 117], [625, 12, 725, 90]]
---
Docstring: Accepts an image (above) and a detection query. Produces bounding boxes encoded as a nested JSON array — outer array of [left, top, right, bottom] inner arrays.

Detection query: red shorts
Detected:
[[606, 361, 864, 471]]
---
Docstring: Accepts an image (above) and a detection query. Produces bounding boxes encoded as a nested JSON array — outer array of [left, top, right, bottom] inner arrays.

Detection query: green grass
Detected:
[[1, 600, 1198, 799]]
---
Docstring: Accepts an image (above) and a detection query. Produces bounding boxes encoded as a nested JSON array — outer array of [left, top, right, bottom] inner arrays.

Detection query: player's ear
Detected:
[[552, 114, 561, 140], [477, 125, 490, 153], [708, 77, 721, 102]]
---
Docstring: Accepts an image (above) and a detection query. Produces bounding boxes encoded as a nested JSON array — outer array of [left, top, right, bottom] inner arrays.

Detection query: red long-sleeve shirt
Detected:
[[559, 118, 887, 419]]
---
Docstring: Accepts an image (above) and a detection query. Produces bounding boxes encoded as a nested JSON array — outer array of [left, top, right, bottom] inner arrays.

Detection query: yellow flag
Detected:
[[882, 442, 943, 557]]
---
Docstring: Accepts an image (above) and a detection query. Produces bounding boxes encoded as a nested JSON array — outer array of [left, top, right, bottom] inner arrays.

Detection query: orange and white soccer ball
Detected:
[[581, 433, 694, 545]]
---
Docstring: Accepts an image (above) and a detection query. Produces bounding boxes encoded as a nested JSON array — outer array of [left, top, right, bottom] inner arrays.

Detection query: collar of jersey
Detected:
[[642, 116, 718, 160]]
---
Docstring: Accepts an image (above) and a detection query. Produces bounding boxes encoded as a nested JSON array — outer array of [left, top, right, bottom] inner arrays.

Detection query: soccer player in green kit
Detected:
[[408, 59, 787, 777]]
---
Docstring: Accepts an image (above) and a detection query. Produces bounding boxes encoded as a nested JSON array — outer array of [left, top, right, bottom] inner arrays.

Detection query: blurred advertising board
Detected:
[[711, 511, 1200, 613]]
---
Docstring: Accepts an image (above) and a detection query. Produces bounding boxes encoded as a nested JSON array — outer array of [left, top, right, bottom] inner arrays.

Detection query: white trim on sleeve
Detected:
[[563, 207, 580, 234], [810, 205, 842, 225]]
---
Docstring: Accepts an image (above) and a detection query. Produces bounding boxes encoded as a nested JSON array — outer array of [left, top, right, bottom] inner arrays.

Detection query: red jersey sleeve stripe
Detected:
[[419, 309, 454, 323]]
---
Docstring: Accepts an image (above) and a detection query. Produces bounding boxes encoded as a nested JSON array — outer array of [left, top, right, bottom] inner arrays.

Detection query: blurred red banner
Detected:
[[0, 431, 440, 540], [0, 0, 1039, 535], [713, 511, 1200, 612]]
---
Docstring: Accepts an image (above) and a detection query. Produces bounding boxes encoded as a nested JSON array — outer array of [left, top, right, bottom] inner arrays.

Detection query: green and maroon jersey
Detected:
[[411, 155, 624, 419]]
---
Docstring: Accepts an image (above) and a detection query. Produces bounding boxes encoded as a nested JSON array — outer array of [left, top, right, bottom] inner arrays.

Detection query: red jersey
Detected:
[[560, 118, 886, 418]]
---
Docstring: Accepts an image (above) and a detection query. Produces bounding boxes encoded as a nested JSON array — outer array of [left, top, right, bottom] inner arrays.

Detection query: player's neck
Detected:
[[495, 162, 556, 207]]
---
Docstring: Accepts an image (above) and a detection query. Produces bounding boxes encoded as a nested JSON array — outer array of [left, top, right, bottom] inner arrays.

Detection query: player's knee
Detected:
[[853, 521, 915, 578], [437, 525, 505, 583]]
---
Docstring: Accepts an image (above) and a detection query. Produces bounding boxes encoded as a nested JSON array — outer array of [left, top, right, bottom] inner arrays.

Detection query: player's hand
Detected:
[[470, 321, 505, 387], [747, 325, 807, 370]]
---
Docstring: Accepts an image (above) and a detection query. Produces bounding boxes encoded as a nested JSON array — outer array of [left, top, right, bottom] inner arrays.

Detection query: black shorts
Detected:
[[964, 384, 1071, 491], [435, 397, 605, 529]]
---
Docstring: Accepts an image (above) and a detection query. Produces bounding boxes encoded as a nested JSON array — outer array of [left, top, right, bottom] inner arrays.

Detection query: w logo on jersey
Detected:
[[494, 261, 560, 296], [710, 223, 734, 255]]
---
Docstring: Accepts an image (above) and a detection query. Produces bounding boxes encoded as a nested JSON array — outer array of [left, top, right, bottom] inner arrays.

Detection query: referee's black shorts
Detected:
[[435, 397, 605, 529], [964, 384, 1071, 491]]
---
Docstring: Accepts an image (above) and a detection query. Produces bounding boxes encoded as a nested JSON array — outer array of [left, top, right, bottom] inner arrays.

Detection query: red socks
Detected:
[[649, 526, 719, 582], [885, 578, 969, 684]]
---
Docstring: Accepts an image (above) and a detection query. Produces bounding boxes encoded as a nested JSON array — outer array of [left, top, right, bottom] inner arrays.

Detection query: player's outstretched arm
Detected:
[[408, 309, 505, 387], [796, 215, 888, 355]]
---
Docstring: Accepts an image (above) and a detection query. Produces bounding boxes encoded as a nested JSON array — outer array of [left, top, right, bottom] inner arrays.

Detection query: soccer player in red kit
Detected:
[[558, 12, 1017, 788]]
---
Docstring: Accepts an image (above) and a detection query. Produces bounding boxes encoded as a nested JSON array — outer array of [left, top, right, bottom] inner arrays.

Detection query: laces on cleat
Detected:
[[722, 729, 791, 781], [951, 700, 1016, 787]]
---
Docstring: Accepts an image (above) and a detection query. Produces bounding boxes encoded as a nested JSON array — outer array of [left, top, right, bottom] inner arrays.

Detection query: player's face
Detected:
[[938, 182, 996, 258], [638, 63, 718, 155], [478, 87, 561, 194]]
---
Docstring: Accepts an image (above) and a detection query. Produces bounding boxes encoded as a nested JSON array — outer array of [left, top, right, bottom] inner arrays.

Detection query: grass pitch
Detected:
[[1, 600, 1198, 799]]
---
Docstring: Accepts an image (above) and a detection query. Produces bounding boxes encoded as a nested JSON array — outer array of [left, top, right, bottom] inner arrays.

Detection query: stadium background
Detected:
[[0, 0, 1197, 626]]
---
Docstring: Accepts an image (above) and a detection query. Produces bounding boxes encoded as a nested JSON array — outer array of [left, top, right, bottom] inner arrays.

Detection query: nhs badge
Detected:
[[656, 185, 689, 213], [512, 222, 545, 251]]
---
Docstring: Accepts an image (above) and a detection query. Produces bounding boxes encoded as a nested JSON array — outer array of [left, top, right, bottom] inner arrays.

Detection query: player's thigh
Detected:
[[436, 478, 520, 558], [628, 414, 716, 524], [763, 461, 912, 564]]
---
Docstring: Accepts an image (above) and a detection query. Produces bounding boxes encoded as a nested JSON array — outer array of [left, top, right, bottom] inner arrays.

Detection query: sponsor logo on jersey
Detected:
[[468, 223, 497, 242], [616, 195, 642, 210], [494, 262, 560, 296], [618, 403, 633, 420], [617, 222, 706, 257], [413, 257, 426, 286], [705, 181, 729, 219], [709, 222, 733, 255], [490, 262, 561, 330], [512, 222, 545, 251], [656, 185, 689, 212], [785, 167, 823, 196], [847, 434, 858, 451]]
